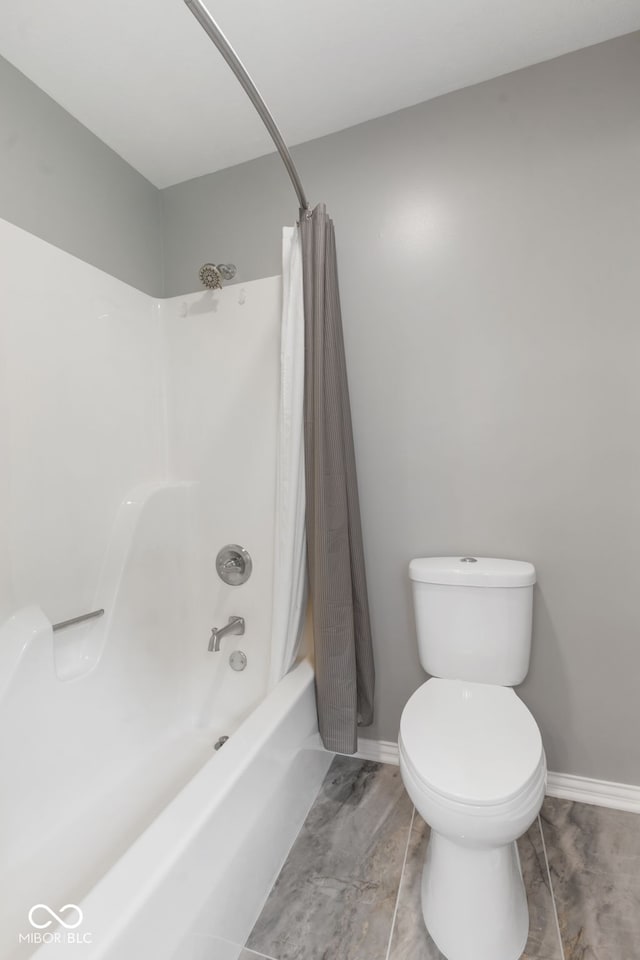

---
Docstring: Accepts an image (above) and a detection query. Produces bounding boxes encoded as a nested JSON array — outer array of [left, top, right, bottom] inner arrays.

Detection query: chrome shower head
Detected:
[[199, 263, 237, 289]]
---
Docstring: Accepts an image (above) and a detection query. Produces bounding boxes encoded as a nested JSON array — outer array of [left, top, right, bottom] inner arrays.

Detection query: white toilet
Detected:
[[399, 557, 546, 960]]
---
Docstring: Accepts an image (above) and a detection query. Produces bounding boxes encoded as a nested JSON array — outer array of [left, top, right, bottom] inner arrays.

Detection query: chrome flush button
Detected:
[[460, 557, 478, 563]]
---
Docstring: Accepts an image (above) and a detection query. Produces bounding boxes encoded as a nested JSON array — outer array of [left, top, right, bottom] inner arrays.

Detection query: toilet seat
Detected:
[[400, 678, 543, 807]]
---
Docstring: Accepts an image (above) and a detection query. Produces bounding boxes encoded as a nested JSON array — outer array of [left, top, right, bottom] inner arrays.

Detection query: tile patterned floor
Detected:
[[243, 757, 640, 960], [246, 758, 411, 960], [540, 798, 640, 959]]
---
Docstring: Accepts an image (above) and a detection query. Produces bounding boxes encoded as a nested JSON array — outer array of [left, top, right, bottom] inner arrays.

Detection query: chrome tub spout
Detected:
[[208, 616, 245, 652]]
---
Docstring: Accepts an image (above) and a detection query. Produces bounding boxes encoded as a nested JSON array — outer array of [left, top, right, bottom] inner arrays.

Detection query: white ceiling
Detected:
[[1, 1, 639, 189]]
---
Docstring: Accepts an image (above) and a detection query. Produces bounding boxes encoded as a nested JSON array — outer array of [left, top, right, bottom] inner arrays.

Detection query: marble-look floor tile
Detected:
[[386, 812, 443, 960], [246, 756, 413, 960], [541, 797, 640, 959], [387, 814, 562, 960], [519, 815, 564, 959]]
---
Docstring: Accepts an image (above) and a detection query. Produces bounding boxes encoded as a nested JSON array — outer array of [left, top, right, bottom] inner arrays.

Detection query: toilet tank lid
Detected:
[[409, 557, 536, 587]]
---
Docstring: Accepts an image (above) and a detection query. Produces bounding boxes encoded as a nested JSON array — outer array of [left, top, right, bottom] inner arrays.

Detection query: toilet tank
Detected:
[[409, 557, 536, 685]]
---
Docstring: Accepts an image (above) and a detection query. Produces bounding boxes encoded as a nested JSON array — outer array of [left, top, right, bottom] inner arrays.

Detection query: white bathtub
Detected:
[[0, 231, 324, 959], [0, 483, 332, 960], [19, 659, 330, 960]]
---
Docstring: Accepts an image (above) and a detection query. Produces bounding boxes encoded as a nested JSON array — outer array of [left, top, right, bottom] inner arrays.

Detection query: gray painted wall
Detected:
[[163, 33, 640, 783], [2, 31, 639, 782], [0, 55, 162, 296]]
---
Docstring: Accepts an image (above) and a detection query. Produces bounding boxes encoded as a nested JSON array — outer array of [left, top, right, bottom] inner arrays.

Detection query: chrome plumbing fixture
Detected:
[[208, 616, 245, 652], [229, 650, 247, 672], [52, 609, 105, 631], [216, 544, 252, 586], [199, 263, 237, 289], [214, 736, 229, 751]]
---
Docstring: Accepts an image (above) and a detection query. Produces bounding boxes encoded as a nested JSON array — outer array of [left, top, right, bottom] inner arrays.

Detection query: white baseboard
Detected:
[[545, 772, 640, 814], [357, 738, 400, 766], [357, 738, 640, 814]]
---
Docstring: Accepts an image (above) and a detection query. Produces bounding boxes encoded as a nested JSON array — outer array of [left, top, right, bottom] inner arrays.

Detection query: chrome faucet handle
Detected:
[[216, 545, 252, 585]]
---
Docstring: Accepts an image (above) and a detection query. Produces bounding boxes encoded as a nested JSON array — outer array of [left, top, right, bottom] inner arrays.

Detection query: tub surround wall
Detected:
[[160, 282, 281, 721], [0, 216, 280, 661], [0, 216, 287, 956], [0, 485, 201, 958], [0, 219, 172, 953], [0, 55, 162, 296], [160, 32, 640, 785], [0, 217, 165, 626]]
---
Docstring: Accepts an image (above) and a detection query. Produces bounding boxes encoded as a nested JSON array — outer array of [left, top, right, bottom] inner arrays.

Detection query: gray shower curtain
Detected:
[[299, 204, 375, 754]]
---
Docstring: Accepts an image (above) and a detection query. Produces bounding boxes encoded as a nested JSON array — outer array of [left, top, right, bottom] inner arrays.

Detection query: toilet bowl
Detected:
[[399, 678, 546, 960]]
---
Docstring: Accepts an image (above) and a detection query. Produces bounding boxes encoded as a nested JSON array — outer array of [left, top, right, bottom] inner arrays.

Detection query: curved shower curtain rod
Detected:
[[183, 0, 310, 211]]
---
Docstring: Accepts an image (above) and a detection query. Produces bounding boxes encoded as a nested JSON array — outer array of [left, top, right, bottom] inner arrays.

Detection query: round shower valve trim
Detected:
[[216, 544, 252, 585]]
